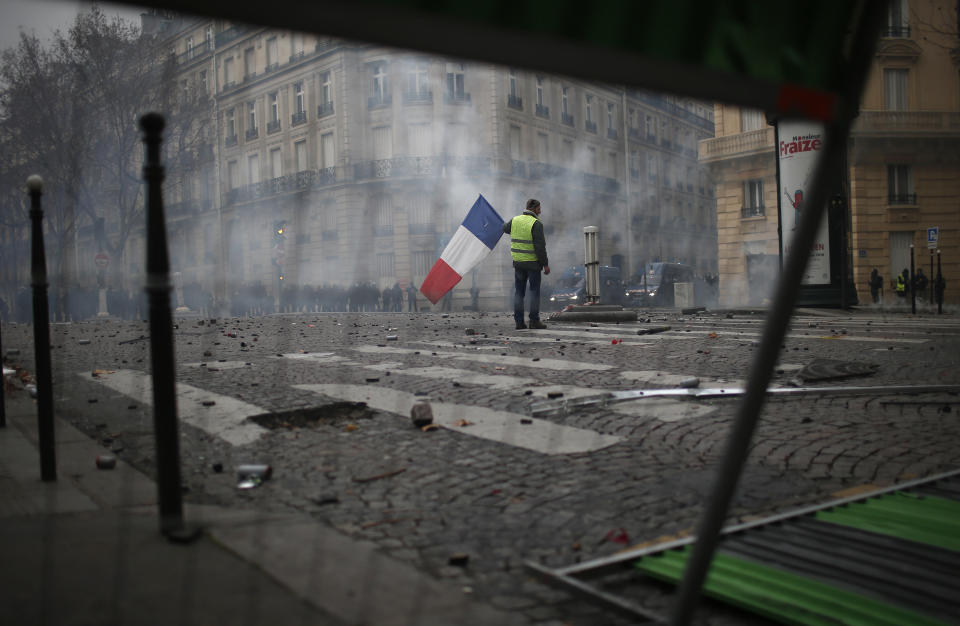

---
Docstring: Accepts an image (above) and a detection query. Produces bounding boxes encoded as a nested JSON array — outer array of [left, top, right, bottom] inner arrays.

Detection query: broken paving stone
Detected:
[[547, 392, 564, 399], [310, 493, 340, 506], [411, 401, 434, 428], [78, 339, 91, 345]]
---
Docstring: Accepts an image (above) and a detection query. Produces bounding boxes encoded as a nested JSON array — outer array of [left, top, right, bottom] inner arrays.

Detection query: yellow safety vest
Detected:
[[510, 214, 539, 263], [895, 276, 905, 293]]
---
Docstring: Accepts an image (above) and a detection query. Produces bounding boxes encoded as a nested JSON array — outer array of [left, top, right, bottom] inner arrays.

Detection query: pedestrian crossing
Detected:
[[72, 312, 956, 454]]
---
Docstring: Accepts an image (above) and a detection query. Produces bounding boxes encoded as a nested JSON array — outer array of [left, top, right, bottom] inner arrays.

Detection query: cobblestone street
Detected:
[[4, 307, 959, 625]]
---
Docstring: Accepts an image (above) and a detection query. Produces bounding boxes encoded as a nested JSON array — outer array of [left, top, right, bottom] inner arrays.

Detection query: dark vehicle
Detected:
[[547, 265, 623, 308], [625, 262, 697, 307]]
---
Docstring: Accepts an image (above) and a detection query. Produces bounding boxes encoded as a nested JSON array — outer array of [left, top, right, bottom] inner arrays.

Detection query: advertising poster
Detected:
[[778, 119, 831, 285]]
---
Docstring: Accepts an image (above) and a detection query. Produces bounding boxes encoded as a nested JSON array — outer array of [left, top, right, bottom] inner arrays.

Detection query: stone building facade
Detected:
[[701, 0, 960, 308], [87, 15, 717, 313]]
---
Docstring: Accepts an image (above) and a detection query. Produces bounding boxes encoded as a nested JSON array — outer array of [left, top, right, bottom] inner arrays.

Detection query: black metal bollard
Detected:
[[28, 175, 56, 481], [140, 113, 185, 535], [936, 250, 944, 315], [910, 244, 915, 315], [0, 312, 5, 429]]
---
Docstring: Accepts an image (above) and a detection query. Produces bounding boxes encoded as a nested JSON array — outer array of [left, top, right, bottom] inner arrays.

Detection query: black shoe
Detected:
[[529, 320, 547, 329], [515, 322, 527, 329]]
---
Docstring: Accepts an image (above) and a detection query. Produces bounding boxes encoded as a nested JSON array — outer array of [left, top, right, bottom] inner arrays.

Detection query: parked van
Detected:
[[547, 265, 624, 308], [624, 262, 697, 307]]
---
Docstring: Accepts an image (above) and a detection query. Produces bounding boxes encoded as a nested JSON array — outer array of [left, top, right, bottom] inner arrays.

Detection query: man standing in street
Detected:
[[503, 198, 550, 329]]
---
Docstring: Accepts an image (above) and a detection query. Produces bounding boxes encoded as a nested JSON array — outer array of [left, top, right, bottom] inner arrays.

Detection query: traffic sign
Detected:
[[927, 227, 939, 249], [94, 252, 110, 270]]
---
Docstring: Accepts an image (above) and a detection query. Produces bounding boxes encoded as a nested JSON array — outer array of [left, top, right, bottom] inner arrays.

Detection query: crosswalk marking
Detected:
[[294, 383, 623, 454], [83, 369, 269, 446], [353, 345, 613, 371]]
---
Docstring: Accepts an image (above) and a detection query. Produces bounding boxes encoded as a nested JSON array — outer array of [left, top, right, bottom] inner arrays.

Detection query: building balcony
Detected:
[[607, 127, 618, 140], [882, 26, 911, 38], [660, 137, 671, 148], [507, 94, 523, 110], [628, 127, 641, 141], [888, 193, 917, 205], [317, 101, 335, 117], [535, 104, 549, 118], [741, 205, 765, 218], [245, 127, 258, 141], [225, 134, 238, 147], [289, 51, 306, 63], [698, 127, 775, 161], [585, 120, 597, 133], [445, 91, 471, 104], [561, 112, 574, 126], [404, 89, 433, 104], [368, 93, 392, 108], [852, 111, 960, 138], [291, 110, 307, 126], [267, 119, 281, 134]]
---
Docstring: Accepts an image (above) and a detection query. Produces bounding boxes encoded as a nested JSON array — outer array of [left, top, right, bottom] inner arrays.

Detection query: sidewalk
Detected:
[[0, 389, 526, 626]]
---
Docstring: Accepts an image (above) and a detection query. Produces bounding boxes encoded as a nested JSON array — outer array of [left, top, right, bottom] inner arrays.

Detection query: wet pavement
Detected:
[[3, 306, 959, 625]]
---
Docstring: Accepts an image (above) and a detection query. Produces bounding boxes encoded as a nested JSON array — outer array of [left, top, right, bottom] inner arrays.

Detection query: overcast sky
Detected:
[[0, 0, 145, 52]]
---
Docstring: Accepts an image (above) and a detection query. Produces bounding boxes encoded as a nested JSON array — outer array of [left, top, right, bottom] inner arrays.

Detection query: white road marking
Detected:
[[545, 325, 928, 344], [295, 384, 622, 454], [82, 369, 269, 446], [184, 361, 251, 370], [353, 345, 612, 371], [277, 352, 359, 365], [362, 363, 602, 399], [612, 398, 717, 422]]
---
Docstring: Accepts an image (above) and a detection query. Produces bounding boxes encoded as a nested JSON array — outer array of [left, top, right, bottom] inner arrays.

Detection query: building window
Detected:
[[227, 160, 238, 188], [885, 0, 909, 37], [319, 71, 334, 115], [375, 196, 393, 232], [646, 114, 655, 140], [198, 70, 207, 93], [320, 132, 335, 170], [742, 179, 763, 217], [243, 47, 255, 80], [205, 26, 212, 45], [247, 153, 259, 185], [584, 95, 596, 133], [888, 164, 915, 204], [535, 76, 548, 118], [376, 253, 395, 278], [266, 37, 278, 70], [225, 108, 236, 144], [270, 147, 282, 179], [561, 87, 573, 125], [412, 250, 433, 277], [267, 92, 280, 133], [291, 33, 304, 60], [740, 108, 764, 131], [186, 36, 194, 60], [445, 64, 468, 103], [883, 68, 908, 110], [223, 56, 234, 86], [507, 69, 522, 109], [246, 101, 258, 139], [291, 82, 306, 125], [410, 194, 431, 225], [295, 139, 308, 172], [371, 63, 390, 107], [537, 132, 548, 162], [606, 103, 617, 139]]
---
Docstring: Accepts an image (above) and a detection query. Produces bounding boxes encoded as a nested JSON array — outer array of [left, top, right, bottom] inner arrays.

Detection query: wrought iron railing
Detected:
[[535, 104, 549, 118], [267, 119, 281, 134], [317, 101, 335, 117], [888, 193, 917, 205], [561, 112, 574, 126], [404, 90, 433, 104], [585, 120, 597, 133], [291, 110, 307, 126], [741, 205, 765, 218], [507, 94, 523, 110], [245, 128, 258, 141]]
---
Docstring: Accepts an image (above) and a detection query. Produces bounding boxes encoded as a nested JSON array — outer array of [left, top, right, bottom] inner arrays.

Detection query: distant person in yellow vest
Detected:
[[503, 198, 550, 329], [895, 269, 908, 300]]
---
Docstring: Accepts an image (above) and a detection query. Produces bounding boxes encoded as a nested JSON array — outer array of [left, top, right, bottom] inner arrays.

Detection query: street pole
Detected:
[[930, 250, 934, 306], [910, 244, 915, 314], [141, 113, 187, 536], [936, 249, 943, 315], [28, 175, 56, 481]]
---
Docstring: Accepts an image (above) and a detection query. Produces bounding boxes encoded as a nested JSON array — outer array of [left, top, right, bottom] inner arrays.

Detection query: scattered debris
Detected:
[[602, 528, 630, 545], [465, 328, 476, 335], [344, 423, 359, 432], [386, 334, 398, 341], [201, 400, 216, 407], [636, 326, 670, 335], [789, 359, 879, 385], [681, 307, 706, 315], [95, 455, 117, 470], [678, 377, 700, 389], [421, 423, 441, 432], [448, 553, 470, 567], [454, 419, 474, 427], [236, 464, 272, 489], [707, 332, 718, 339], [212, 462, 223, 473], [5, 349, 21, 357], [411, 401, 434, 428], [366, 377, 380, 383], [309, 493, 340, 506], [352, 468, 406, 483], [547, 392, 564, 399], [520, 418, 533, 424], [78, 339, 91, 345]]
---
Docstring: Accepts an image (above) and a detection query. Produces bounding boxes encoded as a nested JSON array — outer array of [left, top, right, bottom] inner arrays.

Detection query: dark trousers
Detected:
[[514, 267, 541, 324]]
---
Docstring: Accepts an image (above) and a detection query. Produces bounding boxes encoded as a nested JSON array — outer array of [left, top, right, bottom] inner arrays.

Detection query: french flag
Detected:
[[420, 195, 505, 304]]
